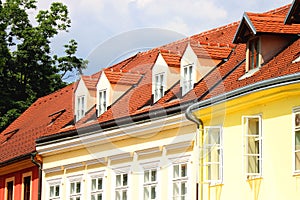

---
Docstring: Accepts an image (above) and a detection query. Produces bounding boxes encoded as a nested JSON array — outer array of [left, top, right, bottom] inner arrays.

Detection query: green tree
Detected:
[[0, 0, 87, 132]]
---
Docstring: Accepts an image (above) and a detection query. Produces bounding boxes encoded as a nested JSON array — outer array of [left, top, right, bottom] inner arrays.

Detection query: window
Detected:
[[49, 184, 60, 199], [243, 116, 262, 178], [204, 126, 223, 183], [294, 111, 300, 173], [173, 164, 187, 200], [77, 95, 85, 121], [143, 169, 157, 200], [6, 179, 14, 200], [115, 173, 128, 200], [182, 65, 193, 95], [70, 180, 82, 200], [91, 177, 103, 200], [98, 90, 107, 115], [247, 37, 261, 71], [23, 176, 31, 200], [154, 73, 165, 102]]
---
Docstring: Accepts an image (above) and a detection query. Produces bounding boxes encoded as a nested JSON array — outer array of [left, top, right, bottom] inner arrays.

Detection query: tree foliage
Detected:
[[0, 0, 87, 132]]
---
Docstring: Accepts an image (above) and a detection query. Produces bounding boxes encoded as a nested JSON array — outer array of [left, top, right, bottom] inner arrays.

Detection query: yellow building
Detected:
[[186, 1, 300, 199], [32, 1, 300, 200]]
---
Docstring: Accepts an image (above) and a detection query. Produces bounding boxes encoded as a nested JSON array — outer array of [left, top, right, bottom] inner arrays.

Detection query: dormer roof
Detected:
[[104, 70, 142, 85], [285, 0, 300, 24], [233, 11, 300, 43], [189, 41, 235, 60], [81, 72, 101, 91], [160, 49, 181, 68]]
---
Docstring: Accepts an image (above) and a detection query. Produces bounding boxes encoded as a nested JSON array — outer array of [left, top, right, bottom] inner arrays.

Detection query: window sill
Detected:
[[246, 175, 262, 181], [238, 67, 260, 80], [292, 172, 300, 177], [208, 182, 223, 187]]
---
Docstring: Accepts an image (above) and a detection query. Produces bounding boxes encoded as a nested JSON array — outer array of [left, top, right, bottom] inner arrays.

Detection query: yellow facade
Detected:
[[193, 82, 300, 200], [39, 115, 199, 199]]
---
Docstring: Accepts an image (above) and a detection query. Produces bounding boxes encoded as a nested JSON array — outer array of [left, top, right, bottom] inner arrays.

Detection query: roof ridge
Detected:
[[191, 41, 236, 48], [263, 3, 291, 15], [34, 83, 74, 106], [192, 21, 240, 38]]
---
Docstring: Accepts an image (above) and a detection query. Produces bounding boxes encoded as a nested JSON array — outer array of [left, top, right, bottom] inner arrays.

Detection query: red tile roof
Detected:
[[2, 2, 299, 165], [104, 70, 143, 85], [190, 41, 235, 60], [81, 73, 101, 90], [160, 49, 181, 68], [0, 84, 75, 163], [246, 12, 300, 34]]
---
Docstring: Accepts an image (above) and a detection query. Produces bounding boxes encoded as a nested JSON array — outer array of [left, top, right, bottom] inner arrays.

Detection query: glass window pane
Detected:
[[92, 179, 96, 191], [144, 187, 149, 200], [208, 163, 220, 181], [76, 182, 81, 193], [144, 171, 149, 183], [122, 190, 127, 200], [116, 191, 121, 200], [173, 165, 179, 178], [50, 186, 54, 197], [173, 183, 179, 196], [98, 178, 103, 190], [151, 170, 156, 182], [295, 151, 300, 171], [123, 174, 128, 186], [248, 155, 259, 173], [151, 186, 156, 199], [295, 131, 300, 150], [181, 164, 187, 177], [98, 193, 102, 200], [55, 185, 60, 196], [70, 182, 75, 194], [116, 175, 121, 187], [248, 137, 259, 154], [248, 118, 259, 135]]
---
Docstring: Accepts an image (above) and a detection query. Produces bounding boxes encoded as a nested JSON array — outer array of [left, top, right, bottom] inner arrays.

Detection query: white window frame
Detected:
[[22, 172, 32, 200], [182, 64, 194, 95], [48, 179, 61, 200], [293, 108, 300, 174], [172, 163, 188, 200], [98, 89, 107, 116], [68, 176, 83, 200], [243, 115, 262, 178], [77, 95, 85, 121], [246, 37, 261, 72], [143, 168, 158, 200], [154, 73, 165, 102], [204, 126, 223, 184], [5, 177, 15, 200], [90, 172, 104, 200], [115, 173, 128, 200]]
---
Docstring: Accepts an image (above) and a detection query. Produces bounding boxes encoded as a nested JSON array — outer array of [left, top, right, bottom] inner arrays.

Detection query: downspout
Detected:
[[185, 106, 204, 200], [31, 152, 42, 200]]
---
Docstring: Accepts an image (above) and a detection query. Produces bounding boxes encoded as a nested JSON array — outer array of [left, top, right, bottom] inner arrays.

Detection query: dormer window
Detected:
[[182, 64, 193, 95], [77, 95, 85, 121], [154, 73, 165, 102], [247, 37, 261, 72], [98, 90, 107, 115]]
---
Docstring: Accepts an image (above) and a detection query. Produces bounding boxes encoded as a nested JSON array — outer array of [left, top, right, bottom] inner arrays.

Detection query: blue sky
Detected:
[[33, 0, 292, 76]]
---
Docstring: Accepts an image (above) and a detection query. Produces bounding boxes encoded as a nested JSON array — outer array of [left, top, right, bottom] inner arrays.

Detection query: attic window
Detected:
[[48, 109, 66, 124], [154, 73, 165, 102], [182, 64, 194, 95], [98, 89, 107, 116], [76, 95, 85, 121], [247, 37, 261, 72], [3, 129, 19, 142], [292, 55, 300, 64]]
